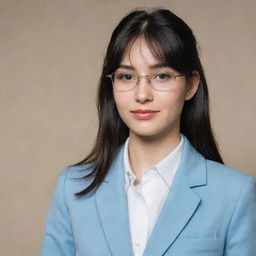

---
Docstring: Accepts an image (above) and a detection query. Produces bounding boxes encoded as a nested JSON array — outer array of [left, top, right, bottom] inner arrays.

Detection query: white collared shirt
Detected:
[[123, 135, 184, 256]]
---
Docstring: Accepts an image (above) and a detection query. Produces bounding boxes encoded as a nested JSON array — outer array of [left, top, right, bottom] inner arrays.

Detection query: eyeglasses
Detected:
[[106, 70, 185, 92]]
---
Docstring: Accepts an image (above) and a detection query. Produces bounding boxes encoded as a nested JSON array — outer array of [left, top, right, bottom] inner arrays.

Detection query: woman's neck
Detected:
[[127, 131, 181, 184]]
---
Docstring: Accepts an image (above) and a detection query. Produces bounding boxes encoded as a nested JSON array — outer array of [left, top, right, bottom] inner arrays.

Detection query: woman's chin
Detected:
[[129, 129, 169, 141], [128, 124, 179, 141]]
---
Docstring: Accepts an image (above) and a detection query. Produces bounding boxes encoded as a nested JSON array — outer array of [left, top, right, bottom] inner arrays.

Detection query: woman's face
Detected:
[[113, 37, 199, 140]]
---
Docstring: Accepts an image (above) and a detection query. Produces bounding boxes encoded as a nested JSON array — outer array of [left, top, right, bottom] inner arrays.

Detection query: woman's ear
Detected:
[[185, 71, 200, 100]]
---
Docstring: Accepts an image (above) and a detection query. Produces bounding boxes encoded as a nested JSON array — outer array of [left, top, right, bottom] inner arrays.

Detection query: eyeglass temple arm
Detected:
[[174, 73, 185, 78]]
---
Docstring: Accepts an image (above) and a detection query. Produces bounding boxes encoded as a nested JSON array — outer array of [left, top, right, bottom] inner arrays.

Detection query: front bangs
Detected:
[[143, 28, 187, 73], [108, 22, 188, 74]]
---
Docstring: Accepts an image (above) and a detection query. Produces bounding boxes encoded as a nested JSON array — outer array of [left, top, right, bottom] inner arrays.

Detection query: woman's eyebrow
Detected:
[[118, 63, 169, 70]]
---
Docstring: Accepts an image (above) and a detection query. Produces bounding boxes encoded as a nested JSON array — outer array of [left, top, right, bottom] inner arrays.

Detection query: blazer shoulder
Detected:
[[205, 159, 256, 190], [57, 164, 95, 197], [64, 163, 94, 178]]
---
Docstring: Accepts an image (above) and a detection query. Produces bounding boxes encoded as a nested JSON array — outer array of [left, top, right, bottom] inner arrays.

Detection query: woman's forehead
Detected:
[[121, 37, 165, 67], [117, 63, 171, 71]]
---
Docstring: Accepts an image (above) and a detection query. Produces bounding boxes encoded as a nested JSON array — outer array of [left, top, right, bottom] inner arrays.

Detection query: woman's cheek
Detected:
[[114, 93, 132, 113]]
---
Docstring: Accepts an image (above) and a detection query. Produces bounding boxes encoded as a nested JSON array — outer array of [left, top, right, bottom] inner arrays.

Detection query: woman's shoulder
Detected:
[[66, 163, 94, 178], [205, 158, 256, 191], [55, 163, 95, 196]]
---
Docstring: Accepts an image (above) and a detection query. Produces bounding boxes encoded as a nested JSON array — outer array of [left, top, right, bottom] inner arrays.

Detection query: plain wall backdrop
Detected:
[[0, 0, 255, 255]]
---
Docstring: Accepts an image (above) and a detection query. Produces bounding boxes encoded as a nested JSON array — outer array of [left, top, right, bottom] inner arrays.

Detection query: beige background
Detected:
[[1, 0, 255, 255]]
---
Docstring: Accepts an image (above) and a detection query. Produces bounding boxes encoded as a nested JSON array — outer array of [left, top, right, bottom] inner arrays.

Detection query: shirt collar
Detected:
[[123, 137, 136, 186], [123, 134, 184, 187]]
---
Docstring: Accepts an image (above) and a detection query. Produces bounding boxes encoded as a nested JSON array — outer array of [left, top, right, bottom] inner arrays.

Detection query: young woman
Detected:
[[41, 8, 256, 256]]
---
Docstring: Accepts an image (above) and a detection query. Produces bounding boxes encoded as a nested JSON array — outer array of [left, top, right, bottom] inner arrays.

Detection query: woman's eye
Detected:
[[116, 73, 134, 80], [156, 73, 170, 80]]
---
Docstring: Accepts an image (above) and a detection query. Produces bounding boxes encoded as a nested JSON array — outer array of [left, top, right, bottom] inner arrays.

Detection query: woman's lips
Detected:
[[131, 110, 159, 119]]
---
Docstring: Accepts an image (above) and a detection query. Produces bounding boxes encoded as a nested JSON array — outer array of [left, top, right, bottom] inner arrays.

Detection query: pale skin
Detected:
[[113, 37, 200, 184]]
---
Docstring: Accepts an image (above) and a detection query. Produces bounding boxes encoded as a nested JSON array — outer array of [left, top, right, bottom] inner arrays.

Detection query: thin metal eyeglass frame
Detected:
[[105, 71, 185, 92]]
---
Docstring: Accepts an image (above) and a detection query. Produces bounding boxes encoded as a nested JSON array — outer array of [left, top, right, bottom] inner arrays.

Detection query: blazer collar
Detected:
[[95, 135, 207, 256]]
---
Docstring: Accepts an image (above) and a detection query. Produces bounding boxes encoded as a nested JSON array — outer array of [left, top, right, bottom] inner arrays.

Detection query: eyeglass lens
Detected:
[[112, 71, 182, 91]]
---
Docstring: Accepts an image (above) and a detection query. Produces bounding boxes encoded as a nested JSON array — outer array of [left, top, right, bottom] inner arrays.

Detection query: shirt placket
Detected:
[[127, 175, 150, 256]]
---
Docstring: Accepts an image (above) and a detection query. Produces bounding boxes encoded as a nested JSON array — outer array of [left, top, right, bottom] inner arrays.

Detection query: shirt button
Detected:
[[135, 241, 140, 247]]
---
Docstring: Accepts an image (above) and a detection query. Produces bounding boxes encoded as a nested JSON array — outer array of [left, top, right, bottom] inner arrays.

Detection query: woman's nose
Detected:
[[134, 77, 154, 103]]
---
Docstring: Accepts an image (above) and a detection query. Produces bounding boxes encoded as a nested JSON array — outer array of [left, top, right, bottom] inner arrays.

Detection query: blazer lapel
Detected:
[[95, 145, 133, 256], [95, 136, 207, 256], [143, 136, 207, 255]]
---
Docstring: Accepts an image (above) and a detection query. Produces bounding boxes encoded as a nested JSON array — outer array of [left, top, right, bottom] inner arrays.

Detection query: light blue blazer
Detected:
[[41, 136, 256, 256]]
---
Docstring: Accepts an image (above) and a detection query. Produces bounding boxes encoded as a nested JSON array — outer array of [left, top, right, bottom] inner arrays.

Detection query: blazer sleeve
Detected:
[[40, 168, 75, 256], [224, 175, 256, 255]]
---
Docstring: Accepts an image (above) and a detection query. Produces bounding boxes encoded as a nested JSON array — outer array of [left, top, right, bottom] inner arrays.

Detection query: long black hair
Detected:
[[73, 8, 223, 197]]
